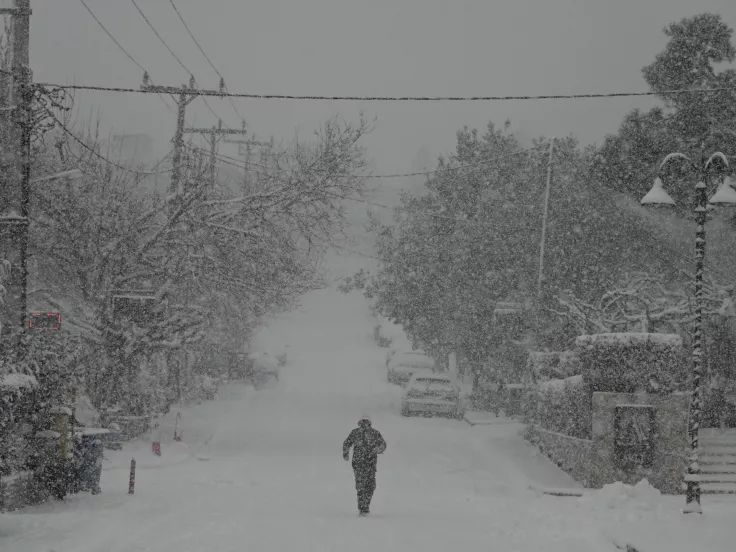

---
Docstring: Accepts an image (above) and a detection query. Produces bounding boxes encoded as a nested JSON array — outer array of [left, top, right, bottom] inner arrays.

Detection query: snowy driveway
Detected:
[[2, 287, 621, 552]]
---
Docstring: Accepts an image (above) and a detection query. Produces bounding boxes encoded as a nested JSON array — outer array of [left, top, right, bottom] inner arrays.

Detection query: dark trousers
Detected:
[[353, 467, 376, 513]]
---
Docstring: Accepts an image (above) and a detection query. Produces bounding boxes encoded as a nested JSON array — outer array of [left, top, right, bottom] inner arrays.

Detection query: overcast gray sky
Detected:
[[18, 0, 736, 185]]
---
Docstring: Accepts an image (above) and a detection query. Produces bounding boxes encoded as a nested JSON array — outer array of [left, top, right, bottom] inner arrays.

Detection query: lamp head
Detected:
[[641, 177, 676, 206]]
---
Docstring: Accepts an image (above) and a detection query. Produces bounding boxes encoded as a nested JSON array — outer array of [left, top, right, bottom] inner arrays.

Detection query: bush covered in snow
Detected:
[[0, 330, 83, 477], [527, 374, 592, 440], [576, 333, 687, 394]]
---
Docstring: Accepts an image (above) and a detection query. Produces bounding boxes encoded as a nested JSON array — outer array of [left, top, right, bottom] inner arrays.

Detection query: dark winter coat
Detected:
[[343, 421, 386, 472]]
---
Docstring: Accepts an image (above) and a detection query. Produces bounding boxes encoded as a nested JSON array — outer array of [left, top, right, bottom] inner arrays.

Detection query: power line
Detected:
[[33, 82, 736, 102], [181, 143, 736, 275], [188, 142, 534, 180], [167, 0, 244, 122], [78, 0, 174, 113], [130, 0, 192, 77], [129, 0, 228, 126]]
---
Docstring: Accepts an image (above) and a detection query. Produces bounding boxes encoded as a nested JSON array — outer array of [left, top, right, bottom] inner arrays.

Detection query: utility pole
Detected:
[[0, 0, 32, 333], [534, 136, 554, 337], [183, 119, 248, 187], [223, 120, 270, 194], [140, 73, 202, 214], [536, 137, 555, 301], [139, 72, 221, 402]]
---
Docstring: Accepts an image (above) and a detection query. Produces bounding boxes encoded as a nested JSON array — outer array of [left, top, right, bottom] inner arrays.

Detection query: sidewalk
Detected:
[[602, 498, 736, 552]]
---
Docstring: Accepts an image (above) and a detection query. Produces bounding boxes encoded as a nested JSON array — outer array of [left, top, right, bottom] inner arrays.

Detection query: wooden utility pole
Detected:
[[536, 137, 555, 301], [140, 73, 201, 214], [0, 0, 32, 332], [534, 137, 554, 337], [183, 119, 248, 187], [139, 72, 223, 401], [223, 121, 270, 194]]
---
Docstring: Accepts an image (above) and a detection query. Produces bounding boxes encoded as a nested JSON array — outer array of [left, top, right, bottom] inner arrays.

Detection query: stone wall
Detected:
[[525, 426, 610, 487]]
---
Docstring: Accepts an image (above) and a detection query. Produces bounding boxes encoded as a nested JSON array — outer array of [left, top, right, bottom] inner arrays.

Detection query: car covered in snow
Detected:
[[387, 350, 436, 385], [401, 372, 466, 419]]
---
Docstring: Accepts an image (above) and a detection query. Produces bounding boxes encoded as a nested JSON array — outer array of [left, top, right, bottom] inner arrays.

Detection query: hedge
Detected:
[[525, 375, 592, 440], [575, 333, 687, 394]]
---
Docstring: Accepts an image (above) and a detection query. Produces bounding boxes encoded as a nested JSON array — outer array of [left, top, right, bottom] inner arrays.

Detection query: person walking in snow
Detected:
[[342, 416, 386, 516]]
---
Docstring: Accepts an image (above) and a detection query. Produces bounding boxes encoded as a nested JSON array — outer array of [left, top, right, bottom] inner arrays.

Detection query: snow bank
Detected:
[[577, 479, 662, 512], [604, 506, 736, 552]]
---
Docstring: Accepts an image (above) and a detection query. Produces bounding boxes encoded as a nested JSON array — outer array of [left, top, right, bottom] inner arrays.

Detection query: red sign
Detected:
[[29, 312, 61, 331]]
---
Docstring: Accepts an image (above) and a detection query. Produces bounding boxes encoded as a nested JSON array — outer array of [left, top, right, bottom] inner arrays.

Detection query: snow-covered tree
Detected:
[[550, 270, 733, 335], [592, 13, 736, 218], [29, 114, 371, 411], [366, 123, 688, 365]]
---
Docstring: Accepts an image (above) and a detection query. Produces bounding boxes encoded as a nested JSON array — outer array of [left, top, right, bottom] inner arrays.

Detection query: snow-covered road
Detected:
[[1, 285, 645, 552]]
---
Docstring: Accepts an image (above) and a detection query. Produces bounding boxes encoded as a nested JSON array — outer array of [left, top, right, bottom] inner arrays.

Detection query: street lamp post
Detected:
[[641, 151, 736, 514]]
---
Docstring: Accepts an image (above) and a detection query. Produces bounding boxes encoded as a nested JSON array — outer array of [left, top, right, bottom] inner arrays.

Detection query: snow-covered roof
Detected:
[[0, 373, 38, 391], [575, 333, 682, 347]]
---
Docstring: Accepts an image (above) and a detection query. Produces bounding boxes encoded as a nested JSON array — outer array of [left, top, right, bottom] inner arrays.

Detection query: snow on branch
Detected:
[[551, 270, 732, 335]]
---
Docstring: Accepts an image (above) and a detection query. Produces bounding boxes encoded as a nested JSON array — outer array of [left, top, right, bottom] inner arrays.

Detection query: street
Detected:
[[0, 286, 666, 552]]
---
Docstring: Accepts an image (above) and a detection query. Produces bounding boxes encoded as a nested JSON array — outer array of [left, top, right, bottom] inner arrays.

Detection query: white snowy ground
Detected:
[[2, 279, 735, 552]]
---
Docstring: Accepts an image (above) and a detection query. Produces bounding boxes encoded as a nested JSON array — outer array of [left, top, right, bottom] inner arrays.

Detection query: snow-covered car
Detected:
[[387, 350, 435, 385], [401, 372, 466, 419]]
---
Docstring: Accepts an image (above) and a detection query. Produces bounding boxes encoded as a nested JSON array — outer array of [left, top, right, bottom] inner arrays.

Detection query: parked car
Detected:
[[387, 350, 436, 385], [401, 372, 466, 419]]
